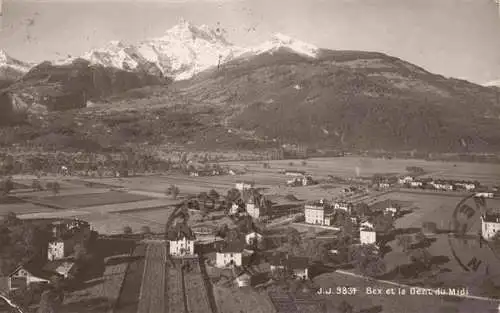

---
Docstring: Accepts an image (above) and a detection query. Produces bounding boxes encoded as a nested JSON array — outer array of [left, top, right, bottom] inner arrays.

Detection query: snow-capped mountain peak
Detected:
[[0, 49, 31, 73], [53, 20, 321, 80], [244, 32, 320, 59]]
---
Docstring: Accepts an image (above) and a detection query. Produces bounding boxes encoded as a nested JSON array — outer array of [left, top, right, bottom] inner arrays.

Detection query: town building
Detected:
[[378, 182, 391, 189], [384, 206, 399, 217], [245, 195, 267, 219], [334, 201, 353, 215], [398, 176, 414, 184], [481, 213, 500, 240], [48, 240, 75, 261], [455, 182, 477, 191], [410, 181, 423, 188], [236, 181, 254, 192], [215, 241, 244, 268], [304, 200, 335, 226], [167, 223, 196, 257], [360, 229, 377, 244]]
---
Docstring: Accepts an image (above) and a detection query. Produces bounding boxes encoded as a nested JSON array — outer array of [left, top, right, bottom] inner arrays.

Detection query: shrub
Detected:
[[123, 226, 132, 234], [140, 226, 151, 234]]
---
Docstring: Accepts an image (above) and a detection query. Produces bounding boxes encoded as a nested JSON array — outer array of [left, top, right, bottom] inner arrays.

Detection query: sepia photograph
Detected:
[[0, 0, 499, 312]]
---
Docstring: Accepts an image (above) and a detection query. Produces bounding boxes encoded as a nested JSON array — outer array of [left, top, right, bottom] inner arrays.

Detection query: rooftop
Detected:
[[167, 222, 196, 241], [218, 240, 245, 253]]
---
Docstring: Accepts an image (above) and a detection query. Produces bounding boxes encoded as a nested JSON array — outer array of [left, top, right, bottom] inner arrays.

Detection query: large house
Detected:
[[334, 201, 353, 215], [398, 176, 414, 185], [215, 241, 244, 268], [167, 223, 196, 257], [245, 194, 268, 219], [481, 213, 500, 240], [304, 200, 335, 226], [359, 220, 376, 244], [48, 240, 75, 261], [8, 260, 52, 291]]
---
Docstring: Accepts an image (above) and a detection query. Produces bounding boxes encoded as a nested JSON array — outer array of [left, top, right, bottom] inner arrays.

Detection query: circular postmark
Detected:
[[447, 193, 500, 294]]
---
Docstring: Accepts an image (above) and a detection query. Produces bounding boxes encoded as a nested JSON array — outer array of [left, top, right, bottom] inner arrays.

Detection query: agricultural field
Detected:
[[59, 238, 136, 313], [33, 191, 154, 209], [0, 201, 55, 216], [137, 243, 167, 313], [114, 244, 147, 313], [166, 266, 185, 313], [184, 263, 212, 313], [83, 199, 177, 214], [225, 157, 500, 185], [214, 285, 276, 313], [81, 212, 167, 235]]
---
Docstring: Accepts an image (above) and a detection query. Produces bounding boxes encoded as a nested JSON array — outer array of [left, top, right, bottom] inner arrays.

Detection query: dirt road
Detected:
[[137, 243, 167, 313]]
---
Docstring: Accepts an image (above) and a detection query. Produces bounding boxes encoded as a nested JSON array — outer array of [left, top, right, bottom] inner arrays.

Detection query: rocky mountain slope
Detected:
[[0, 50, 31, 88], [174, 48, 500, 152]]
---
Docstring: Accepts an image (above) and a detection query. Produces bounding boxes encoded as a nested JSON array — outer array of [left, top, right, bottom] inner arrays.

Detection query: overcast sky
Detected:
[[0, 0, 499, 84]]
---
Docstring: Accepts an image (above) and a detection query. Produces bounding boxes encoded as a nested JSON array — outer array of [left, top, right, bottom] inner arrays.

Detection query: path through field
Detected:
[[137, 242, 167, 313]]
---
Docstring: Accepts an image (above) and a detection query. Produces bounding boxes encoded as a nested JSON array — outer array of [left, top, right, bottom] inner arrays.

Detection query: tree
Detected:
[[37, 288, 63, 313], [166, 185, 180, 199], [1, 177, 14, 196], [226, 188, 241, 203], [140, 226, 151, 234], [306, 240, 330, 263], [409, 248, 432, 269], [396, 234, 414, 252], [198, 192, 209, 210], [47, 182, 60, 196], [285, 228, 303, 255], [354, 202, 371, 217], [208, 189, 220, 209], [4, 211, 20, 226], [216, 224, 229, 238], [123, 226, 132, 234], [74, 243, 88, 262], [349, 244, 386, 277], [422, 221, 438, 234], [373, 214, 394, 234]]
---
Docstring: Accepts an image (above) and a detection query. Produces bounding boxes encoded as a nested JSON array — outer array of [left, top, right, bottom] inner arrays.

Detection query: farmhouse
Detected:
[[304, 200, 335, 226], [455, 182, 476, 191], [8, 260, 53, 291], [334, 201, 353, 215], [236, 181, 254, 192], [215, 241, 244, 268], [431, 180, 454, 191], [167, 223, 196, 257], [481, 213, 500, 240], [476, 192, 494, 199], [378, 182, 391, 189]]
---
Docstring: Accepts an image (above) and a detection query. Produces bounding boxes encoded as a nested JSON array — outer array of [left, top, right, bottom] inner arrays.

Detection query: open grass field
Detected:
[[314, 271, 499, 313], [0, 202, 55, 216], [83, 199, 177, 214], [224, 157, 500, 185], [35, 191, 154, 209], [214, 285, 276, 313]]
